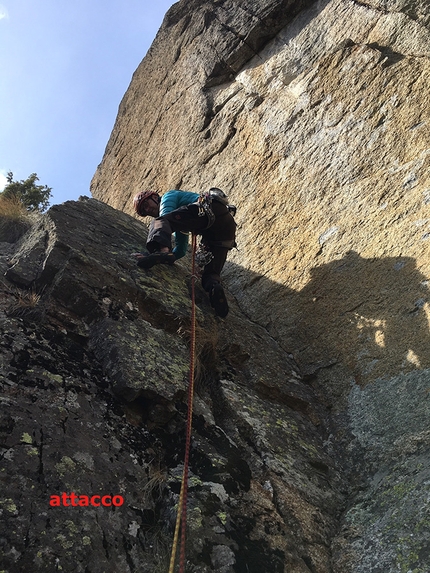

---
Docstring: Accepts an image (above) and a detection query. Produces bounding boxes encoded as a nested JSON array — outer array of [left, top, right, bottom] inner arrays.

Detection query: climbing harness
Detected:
[[168, 233, 198, 573]]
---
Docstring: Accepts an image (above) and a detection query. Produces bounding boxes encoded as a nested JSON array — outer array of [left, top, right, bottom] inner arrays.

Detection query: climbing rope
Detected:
[[168, 233, 198, 573]]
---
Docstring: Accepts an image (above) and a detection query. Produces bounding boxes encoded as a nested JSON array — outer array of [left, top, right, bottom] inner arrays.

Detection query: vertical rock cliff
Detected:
[[1, 0, 429, 571], [91, 0, 430, 571]]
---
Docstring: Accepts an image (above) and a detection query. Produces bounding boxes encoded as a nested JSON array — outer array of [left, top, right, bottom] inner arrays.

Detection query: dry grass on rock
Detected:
[[0, 196, 33, 242]]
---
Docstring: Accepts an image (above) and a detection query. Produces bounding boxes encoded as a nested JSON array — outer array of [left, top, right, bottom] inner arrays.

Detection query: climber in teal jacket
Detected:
[[157, 190, 199, 259], [133, 188, 236, 318]]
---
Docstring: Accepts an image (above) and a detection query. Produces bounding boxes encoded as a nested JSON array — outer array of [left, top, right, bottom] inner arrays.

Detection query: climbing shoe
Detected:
[[136, 252, 176, 269], [209, 283, 229, 318]]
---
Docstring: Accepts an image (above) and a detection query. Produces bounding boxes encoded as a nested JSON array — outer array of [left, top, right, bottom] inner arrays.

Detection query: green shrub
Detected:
[[1, 171, 52, 212], [0, 171, 51, 242]]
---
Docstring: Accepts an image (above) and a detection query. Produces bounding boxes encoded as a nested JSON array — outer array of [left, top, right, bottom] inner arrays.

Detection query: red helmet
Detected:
[[133, 191, 159, 216]]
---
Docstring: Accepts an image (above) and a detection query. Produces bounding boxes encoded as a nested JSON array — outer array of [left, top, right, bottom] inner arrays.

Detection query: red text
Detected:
[[49, 492, 124, 507]]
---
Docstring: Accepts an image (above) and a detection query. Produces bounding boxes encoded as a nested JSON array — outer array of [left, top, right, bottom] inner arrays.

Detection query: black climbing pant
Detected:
[[146, 201, 236, 291]]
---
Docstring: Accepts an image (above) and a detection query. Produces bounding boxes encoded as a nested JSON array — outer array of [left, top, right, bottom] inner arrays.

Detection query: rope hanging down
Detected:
[[169, 233, 198, 573]]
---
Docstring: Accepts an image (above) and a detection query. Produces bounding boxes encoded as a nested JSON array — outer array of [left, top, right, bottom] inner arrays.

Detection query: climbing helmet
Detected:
[[133, 191, 160, 216]]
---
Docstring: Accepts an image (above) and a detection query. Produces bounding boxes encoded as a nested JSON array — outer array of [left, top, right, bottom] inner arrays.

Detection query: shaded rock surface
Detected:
[[1, 198, 343, 572], [90, 0, 430, 571]]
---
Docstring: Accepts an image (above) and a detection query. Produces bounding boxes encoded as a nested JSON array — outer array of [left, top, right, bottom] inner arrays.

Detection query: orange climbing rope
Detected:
[[168, 233, 198, 573]]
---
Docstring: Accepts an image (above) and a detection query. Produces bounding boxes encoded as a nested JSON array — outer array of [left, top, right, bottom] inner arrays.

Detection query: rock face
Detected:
[[1, 198, 343, 572], [90, 0, 430, 571], [2, 0, 429, 571]]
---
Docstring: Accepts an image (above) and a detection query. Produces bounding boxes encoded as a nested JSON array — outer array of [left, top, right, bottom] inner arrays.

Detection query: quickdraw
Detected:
[[197, 192, 216, 228], [195, 240, 215, 268], [196, 188, 237, 229]]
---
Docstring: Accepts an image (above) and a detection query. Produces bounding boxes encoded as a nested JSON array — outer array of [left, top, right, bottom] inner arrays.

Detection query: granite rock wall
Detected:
[[18, 0, 430, 570]]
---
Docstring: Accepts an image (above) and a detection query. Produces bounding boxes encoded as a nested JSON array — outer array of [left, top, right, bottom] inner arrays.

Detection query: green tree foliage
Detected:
[[1, 171, 52, 212]]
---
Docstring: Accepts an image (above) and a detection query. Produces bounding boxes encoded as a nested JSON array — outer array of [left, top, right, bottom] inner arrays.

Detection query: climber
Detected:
[[133, 188, 237, 318]]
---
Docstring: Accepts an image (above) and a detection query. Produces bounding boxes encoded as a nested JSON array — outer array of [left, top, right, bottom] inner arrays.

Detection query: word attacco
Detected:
[[49, 492, 124, 507]]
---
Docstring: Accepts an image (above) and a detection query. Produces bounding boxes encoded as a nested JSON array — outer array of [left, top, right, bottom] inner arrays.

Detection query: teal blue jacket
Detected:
[[160, 190, 199, 259]]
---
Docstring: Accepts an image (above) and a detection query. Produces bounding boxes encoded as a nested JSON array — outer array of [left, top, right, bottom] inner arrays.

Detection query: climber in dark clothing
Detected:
[[133, 188, 237, 318]]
